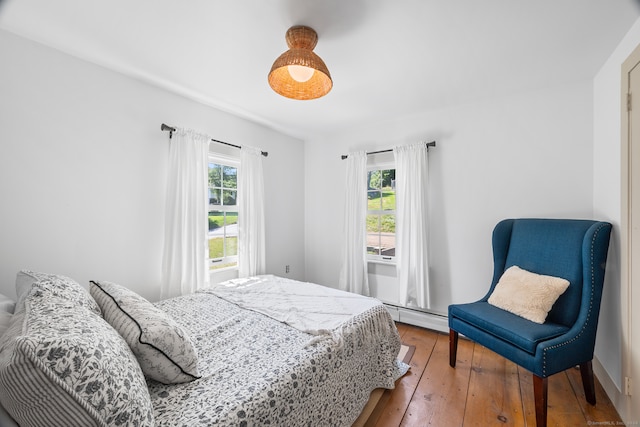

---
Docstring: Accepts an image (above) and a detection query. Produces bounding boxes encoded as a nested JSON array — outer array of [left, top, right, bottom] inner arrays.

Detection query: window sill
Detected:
[[210, 265, 238, 273], [367, 258, 397, 266], [209, 266, 239, 283]]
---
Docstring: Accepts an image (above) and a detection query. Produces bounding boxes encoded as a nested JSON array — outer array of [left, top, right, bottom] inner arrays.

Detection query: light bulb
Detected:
[[287, 65, 314, 82]]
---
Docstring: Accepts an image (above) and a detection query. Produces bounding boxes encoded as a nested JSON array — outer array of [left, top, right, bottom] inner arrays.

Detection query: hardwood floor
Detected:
[[369, 323, 624, 427]]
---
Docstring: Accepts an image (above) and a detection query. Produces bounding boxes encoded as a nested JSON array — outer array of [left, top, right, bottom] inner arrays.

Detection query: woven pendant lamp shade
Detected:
[[268, 26, 332, 100]]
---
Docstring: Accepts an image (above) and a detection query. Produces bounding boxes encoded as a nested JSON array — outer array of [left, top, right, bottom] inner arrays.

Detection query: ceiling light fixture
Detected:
[[268, 25, 332, 100]]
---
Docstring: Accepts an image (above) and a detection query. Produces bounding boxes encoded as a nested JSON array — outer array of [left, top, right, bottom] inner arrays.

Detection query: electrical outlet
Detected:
[[285, 265, 290, 274]]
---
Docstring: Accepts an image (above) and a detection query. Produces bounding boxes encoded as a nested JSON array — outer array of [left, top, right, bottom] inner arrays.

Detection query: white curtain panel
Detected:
[[339, 151, 370, 296], [161, 128, 210, 299], [238, 146, 266, 277], [394, 142, 431, 309]]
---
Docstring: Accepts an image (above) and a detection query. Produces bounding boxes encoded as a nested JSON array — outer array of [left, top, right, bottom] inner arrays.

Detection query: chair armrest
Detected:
[[535, 321, 598, 377]]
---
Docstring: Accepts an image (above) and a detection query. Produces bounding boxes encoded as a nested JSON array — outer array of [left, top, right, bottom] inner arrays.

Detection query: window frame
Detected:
[[366, 160, 397, 264], [208, 153, 240, 271]]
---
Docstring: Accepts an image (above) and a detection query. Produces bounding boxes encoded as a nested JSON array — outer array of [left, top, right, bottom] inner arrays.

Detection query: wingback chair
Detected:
[[448, 218, 612, 427]]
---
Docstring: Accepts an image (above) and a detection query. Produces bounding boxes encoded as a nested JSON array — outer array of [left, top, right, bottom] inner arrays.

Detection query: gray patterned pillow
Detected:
[[0, 287, 154, 427], [90, 280, 200, 384], [16, 270, 101, 316]]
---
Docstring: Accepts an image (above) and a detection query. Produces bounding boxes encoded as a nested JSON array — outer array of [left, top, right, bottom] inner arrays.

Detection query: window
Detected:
[[367, 167, 396, 262], [208, 157, 239, 270]]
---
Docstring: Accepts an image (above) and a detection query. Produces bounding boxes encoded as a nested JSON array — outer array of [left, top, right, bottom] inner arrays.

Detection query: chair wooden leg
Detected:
[[580, 361, 597, 405], [449, 329, 458, 367], [533, 374, 548, 427]]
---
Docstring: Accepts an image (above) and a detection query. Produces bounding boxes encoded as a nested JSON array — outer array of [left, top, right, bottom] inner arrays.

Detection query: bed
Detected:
[[0, 271, 408, 426]]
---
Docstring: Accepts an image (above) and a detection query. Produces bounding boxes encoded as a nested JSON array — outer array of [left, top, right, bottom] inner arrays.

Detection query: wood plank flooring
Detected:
[[368, 323, 624, 427]]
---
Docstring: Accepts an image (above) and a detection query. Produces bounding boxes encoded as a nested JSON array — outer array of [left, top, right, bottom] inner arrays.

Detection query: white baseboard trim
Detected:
[[593, 357, 632, 424]]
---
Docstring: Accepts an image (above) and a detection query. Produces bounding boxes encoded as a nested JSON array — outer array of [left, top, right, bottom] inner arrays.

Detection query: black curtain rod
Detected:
[[161, 123, 268, 157], [340, 141, 436, 160]]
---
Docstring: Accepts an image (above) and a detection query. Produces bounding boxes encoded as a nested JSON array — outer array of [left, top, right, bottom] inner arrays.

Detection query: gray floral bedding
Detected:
[[149, 291, 408, 427]]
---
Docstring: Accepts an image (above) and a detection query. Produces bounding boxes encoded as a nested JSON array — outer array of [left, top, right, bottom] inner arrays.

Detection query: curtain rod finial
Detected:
[[161, 123, 176, 139]]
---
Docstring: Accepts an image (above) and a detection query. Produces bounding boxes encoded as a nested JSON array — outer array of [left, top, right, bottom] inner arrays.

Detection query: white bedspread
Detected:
[[201, 275, 379, 345]]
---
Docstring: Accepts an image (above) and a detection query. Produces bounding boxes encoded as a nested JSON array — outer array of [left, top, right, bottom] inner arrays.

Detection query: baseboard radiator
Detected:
[[384, 304, 449, 333]]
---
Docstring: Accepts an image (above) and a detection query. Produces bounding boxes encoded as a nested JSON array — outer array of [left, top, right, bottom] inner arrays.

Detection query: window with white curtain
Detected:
[[208, 154, 239, 271], [366, 163, 396, 263]]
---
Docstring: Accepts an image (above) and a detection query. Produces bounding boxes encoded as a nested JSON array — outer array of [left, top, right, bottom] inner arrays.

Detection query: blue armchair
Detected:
[[448, 218, 612, 427]]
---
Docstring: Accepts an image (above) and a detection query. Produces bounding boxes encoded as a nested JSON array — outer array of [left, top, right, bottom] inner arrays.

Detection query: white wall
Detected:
[[593, 15, 640, 423], [305, 80, 595, 316], [0, 30, 306, 301]]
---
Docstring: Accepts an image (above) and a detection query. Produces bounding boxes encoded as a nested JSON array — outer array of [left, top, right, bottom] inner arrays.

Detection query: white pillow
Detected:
[[0, 312, 11, 338], [15, 271, 36, 304], [0, 294, 15, 315], [488, 266, 570, 324], [90, 280, 201, 384], [0, 294, 16, 339]]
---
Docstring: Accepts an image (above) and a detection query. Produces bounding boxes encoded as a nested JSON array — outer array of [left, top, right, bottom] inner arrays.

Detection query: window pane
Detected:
[[209, 188, 221, 206], [223, 166, 237, 189], [209, 237, 224, 259], [380, 214, 395, 257], [368, 190, 382, 211], [380, 214, 395, 233], [225, 211, 238, 256], [366, 214, 380, 233], [381, 169, 395, 189], [367, 170, 382, 190], [381, 189, 395, 211], [381, 169, 395, 210], [226, 211, 238, 226], [209, 163, 221, 187], [208, 211, 224, 232], [225, 237, 238, 257], [367, 233, 380, 255], [223, 189, 237, 206], [380, 235, 396, 257]]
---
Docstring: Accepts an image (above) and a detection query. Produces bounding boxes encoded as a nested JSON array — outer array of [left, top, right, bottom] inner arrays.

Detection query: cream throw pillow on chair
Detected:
[[488, 266, 570, 324]]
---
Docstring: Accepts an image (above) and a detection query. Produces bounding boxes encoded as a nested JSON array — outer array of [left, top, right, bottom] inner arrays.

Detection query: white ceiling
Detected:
[[1, 0, 639, 140]]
